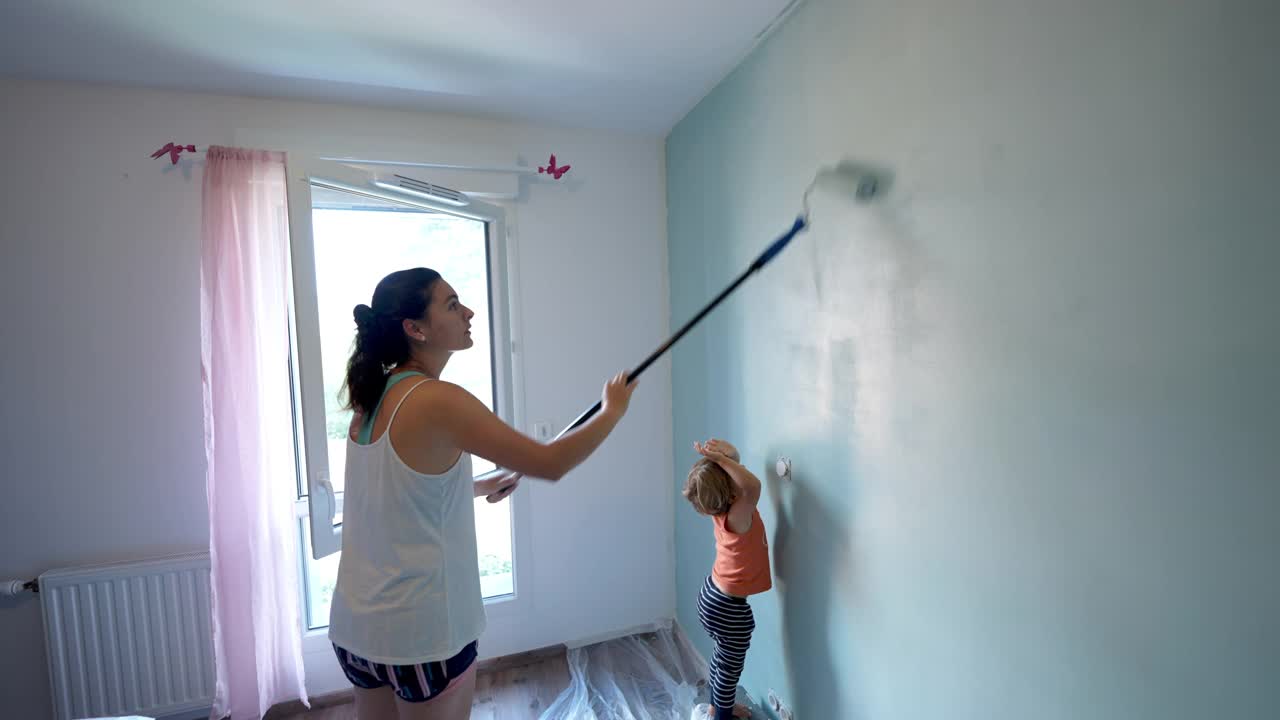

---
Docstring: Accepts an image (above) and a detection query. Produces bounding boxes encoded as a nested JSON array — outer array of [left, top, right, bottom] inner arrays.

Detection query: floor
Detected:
[[270, 650, 571, 720]]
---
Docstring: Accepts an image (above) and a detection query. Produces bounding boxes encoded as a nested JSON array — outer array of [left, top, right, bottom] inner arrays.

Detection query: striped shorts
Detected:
[[332, 640, 478, 703], [697, 576, 755, 719]]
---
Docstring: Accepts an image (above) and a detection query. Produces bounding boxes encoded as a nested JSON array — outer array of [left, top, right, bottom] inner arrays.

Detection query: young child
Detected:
[[684, 438, 772, 720]]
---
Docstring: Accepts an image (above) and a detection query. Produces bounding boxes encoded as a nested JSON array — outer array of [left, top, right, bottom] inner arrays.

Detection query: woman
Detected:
[[327, 268, 636, 719]]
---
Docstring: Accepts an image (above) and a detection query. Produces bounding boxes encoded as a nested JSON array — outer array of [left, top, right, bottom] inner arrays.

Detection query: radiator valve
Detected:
[[0, 579, 38, 596]]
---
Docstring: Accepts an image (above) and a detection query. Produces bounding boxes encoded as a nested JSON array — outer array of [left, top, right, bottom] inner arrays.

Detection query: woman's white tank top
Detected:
[[327, 376, 486, 664]]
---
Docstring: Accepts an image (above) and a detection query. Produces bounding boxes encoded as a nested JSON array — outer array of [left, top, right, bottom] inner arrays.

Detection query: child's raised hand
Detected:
[[702, 438, 739, 461], [695, 439, 739, 466]]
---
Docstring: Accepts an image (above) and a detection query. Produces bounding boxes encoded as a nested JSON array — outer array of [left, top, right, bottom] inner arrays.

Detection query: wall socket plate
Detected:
[[532, 421, 552, 441], [767, 689, 794, 720], [775, 456, 792, 481]]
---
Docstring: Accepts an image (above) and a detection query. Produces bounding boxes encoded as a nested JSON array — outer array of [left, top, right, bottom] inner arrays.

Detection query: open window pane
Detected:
[[300, 519, 340, 630], [308, 187, 496, 493], [476, 495, 514, 599]]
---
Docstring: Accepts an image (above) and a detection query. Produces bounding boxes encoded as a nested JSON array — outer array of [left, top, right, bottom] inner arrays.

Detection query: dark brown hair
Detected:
[[342, 268, 441, 416]]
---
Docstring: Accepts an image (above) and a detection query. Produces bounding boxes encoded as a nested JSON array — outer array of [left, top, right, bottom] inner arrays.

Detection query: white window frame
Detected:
[[282, 156, 532, 635]]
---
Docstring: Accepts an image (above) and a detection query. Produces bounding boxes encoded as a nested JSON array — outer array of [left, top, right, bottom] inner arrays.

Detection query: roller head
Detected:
[[813, 161, 889, 202]]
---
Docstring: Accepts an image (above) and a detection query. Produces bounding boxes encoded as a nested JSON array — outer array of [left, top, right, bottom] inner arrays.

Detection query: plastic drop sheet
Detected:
[[538, 621, 710, 720]]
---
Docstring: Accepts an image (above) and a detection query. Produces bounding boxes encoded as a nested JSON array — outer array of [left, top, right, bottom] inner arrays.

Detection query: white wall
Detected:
[[0, 77, 674, 716]]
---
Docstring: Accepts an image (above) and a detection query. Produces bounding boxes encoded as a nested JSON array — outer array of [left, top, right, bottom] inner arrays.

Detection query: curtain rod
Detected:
[[150, 143, 571, 180]]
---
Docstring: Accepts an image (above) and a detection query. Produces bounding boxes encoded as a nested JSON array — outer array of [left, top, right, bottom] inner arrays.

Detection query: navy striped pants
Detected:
[[697, 576, 755, 719]]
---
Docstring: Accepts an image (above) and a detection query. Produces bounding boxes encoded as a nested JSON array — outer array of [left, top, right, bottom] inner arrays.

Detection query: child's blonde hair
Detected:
[[683, 458, 734, 516]]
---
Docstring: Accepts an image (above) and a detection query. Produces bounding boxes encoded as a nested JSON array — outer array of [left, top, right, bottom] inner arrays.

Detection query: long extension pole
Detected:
[[555, 215, 808, 439]]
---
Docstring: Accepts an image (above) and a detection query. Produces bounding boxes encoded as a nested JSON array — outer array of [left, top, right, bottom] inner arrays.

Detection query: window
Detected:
[[284, 160, 518, 630]]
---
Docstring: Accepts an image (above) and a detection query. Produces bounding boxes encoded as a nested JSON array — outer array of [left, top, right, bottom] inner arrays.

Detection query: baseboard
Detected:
[[564, 618, 675, 649], [475, 642, 567, 673]]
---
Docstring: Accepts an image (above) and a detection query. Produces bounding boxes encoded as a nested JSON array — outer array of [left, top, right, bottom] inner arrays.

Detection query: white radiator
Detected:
[[40, 552, 215, 720]]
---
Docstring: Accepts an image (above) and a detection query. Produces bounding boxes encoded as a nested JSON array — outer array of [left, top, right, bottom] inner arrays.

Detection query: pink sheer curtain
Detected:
[[201, 146, 309, 719]]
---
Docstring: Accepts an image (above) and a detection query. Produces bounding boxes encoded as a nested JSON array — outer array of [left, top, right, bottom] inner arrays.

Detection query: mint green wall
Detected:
[[666, 0, 1279, 717]]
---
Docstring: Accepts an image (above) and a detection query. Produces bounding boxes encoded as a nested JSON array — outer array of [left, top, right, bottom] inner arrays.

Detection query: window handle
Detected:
[[317, 471, 336, 525]]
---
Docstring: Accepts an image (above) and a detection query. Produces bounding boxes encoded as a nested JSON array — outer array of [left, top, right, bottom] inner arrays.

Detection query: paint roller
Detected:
[[558, 161, 886, 433], [478, 161, 887, 486]]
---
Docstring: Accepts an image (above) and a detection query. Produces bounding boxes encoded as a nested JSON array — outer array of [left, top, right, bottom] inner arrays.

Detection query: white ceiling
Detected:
[[0, 0, 799, 134]]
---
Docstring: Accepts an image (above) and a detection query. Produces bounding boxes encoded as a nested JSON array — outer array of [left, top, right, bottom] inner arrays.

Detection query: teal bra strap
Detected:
[[356, 370, 426, 445]]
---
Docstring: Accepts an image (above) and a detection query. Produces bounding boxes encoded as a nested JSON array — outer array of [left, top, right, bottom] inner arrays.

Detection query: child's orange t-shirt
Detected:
[[711, 508, 773, 597]]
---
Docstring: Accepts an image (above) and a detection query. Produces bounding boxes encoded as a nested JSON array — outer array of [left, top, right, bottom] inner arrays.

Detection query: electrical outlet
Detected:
[[768, 689, 794, 720], [775, 456, 792, 481], [532, 421, 552, 441]]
